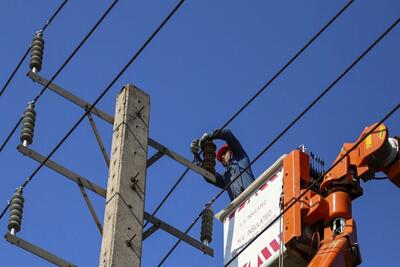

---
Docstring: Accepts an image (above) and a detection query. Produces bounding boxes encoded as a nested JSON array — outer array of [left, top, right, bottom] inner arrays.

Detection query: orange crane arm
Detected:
[[310, 123, 399, 267], [282, 123, 399, 267]]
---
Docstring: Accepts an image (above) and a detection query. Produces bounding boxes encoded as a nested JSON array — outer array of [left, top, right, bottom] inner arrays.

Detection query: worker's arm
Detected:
[[212, 129, 248, 160]]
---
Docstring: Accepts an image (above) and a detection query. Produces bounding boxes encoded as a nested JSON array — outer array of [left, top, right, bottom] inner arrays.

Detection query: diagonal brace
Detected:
[[142, 224, 160, 240], [77, 185, 103, 235], [86, 112, 110, 168], [146, 151, 164, 167], [5, 233, 77, 267]]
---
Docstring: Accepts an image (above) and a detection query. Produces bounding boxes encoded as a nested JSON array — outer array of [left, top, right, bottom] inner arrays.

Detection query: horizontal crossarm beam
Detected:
[[5, 233, 77, 267], [143, 212, 213, 256], [28, 71, 114, 124], [147, 138, 216, 183], [17, 144, 106, 198]]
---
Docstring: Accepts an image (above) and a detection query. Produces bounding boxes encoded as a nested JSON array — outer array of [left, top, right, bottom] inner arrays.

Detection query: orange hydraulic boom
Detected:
[[282, 123, 399, 267]]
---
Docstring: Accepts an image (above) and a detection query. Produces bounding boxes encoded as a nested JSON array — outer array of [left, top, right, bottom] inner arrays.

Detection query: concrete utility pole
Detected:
[[99, 84, 150, 267]]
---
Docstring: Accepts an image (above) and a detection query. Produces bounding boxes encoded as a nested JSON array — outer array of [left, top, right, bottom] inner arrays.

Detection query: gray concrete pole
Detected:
[[99, 85, 150, 267]]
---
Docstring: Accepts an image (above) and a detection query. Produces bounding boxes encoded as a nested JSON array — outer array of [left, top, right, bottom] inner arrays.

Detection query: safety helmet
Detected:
[[216, 144, 231, 163]]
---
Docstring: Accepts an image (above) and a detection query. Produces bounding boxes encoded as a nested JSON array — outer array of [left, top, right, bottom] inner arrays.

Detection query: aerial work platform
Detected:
[[216, 155, 307, 267]]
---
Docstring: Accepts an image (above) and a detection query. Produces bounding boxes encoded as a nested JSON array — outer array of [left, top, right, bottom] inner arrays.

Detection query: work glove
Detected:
[[190, 139, 200, 155]]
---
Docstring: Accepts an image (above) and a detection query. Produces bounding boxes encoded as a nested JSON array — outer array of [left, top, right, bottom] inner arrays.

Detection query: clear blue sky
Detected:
[[0, 1, 399, 266]]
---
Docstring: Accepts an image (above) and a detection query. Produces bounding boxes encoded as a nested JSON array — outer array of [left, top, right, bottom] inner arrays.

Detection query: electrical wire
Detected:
[[212, 17, 400, 205], [157, 209, 201, 266], [0, 0, 119, 155], [224, 103, 399, 266], [0, 0, 69, 98], [149, 0, 356, 232], [144, 167, 190, 229], [0, 0, 186, 221], [215, 0, 355, 135], [158, 17, 400, 266]]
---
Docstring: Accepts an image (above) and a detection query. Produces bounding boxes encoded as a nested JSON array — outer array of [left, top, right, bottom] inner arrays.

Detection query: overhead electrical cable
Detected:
[[0, 0, 186, 221], [158, 17, 400, 266], [216, 0, 355, 134], [148, 0, 356, 226], [0, 0, 69, 98], [144, 167, 190, 229], [0, 0, 119, 155]]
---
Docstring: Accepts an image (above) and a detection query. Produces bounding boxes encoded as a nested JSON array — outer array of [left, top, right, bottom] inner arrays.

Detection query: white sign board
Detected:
[[222, 169, 284, 267]]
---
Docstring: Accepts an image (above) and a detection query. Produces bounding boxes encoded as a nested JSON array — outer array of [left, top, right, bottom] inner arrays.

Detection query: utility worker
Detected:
[[191, 129, 255, 201]]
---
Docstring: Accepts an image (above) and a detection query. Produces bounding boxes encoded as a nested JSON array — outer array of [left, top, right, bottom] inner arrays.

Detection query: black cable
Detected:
[[212, 17, 400, 207], [42, 0, 69, 31], [0, 0, 119, 217], [0, 0, 186, 220], [158, 17, 400, 266], [224, 103, 399, 266], [0, 0, 118, 155], [157, 209, 202, 266], [0, 48, 30, 98], [0, 0, 69, 98], [144, 167, 190, 229], [0, 120, 21, 155], [152, 0, 356, 233], [215, 0, 355, 135]]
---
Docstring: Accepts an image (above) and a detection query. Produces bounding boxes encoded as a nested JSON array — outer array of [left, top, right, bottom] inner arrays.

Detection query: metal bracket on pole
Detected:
[[143, 212, 214, 257], [5, 233, 77, 267], [17, 144, 106, 198], [27, 71, 217, 182]]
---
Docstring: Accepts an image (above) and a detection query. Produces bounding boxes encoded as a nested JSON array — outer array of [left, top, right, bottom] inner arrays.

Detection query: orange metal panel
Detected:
[[283, 150, 310, 245], [302, 194, 329, 225]]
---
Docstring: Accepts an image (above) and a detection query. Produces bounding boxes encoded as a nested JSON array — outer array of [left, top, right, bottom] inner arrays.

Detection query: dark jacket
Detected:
[[208, 129, 255, 201]]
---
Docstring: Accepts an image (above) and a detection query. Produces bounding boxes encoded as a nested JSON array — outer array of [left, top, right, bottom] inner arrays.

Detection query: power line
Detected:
[[224, 102, 400, 266], [212, 17, 399, 204], [0, 0, 69, 98], [158, 17, 400, 266], [42, 0, 69, 31], [157, 207, 201, 266], [0, 0, 119, 155], [144, 167, 190, 229], [0, 0, 186, 222], [216, 0, 355, 134], [148, 0, 356, 227]]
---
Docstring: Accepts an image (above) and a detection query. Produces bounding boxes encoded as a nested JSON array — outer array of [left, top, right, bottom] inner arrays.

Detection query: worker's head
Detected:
[[217, 144, 233, 166]]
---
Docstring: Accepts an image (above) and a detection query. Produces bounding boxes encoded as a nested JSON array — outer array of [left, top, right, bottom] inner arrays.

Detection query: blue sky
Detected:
[[0, 1, 399, 266]]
